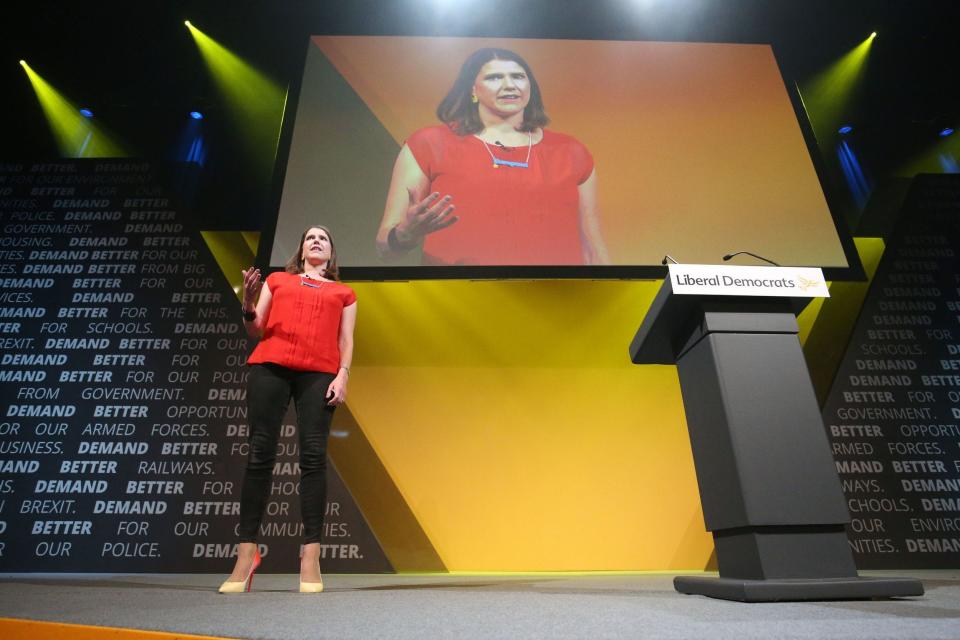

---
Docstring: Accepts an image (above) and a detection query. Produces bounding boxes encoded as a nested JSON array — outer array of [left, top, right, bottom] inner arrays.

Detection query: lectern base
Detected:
[[673, 576, 924, 602]]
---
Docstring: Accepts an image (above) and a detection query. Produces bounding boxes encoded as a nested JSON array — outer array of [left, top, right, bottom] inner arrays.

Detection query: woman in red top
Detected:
[[219, 225, 357, 594], [376, 47, 610, 266]]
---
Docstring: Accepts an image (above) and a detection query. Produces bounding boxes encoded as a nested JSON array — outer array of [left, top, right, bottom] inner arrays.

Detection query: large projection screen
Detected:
[[270, 36, 851, 277]]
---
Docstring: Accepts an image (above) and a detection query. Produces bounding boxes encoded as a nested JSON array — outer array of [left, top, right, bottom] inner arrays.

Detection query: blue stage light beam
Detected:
[[836, 139, 873, 211]]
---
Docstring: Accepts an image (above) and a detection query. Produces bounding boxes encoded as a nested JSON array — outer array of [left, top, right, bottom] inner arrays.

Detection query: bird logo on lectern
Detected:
[[797, 275, 823, 292]]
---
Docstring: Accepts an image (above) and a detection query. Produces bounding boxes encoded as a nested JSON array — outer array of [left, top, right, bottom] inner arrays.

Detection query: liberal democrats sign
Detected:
[[669, 264, 829, 298]]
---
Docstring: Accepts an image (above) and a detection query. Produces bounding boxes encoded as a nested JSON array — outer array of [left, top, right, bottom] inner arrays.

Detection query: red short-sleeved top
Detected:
[[247, 272, 356, 373], [405, 125, 594, 266]]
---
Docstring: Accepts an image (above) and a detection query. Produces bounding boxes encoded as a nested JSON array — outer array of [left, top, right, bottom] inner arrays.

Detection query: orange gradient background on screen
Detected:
[[312, 36, 847, 268]]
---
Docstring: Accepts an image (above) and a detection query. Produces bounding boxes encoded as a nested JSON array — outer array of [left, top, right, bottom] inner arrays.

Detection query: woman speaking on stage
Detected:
[[376, 47, 610, 266], [219, 225, 357, 594]]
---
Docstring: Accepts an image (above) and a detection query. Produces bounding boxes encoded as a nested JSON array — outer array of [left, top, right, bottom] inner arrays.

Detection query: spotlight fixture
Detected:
[[870, 31, 877, 38], [189, 111, 204, 120], [838, 125, 853, 134], [19, 59, 27, 67], [79, 108, 94, 118], [185, 20, 192, 27], [939, 127, 955, 137]]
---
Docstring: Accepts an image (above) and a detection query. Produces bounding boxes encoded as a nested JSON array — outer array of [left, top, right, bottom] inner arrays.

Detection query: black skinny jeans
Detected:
[[238, 363, 336, 544]]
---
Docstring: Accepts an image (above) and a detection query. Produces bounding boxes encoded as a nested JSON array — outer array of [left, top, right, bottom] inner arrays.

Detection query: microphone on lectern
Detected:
[[722, 251, 781, 267], [661, 254, 679, 266]]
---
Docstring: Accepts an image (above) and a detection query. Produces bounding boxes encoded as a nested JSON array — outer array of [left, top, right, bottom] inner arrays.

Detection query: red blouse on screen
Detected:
[[405, 125, 594, 266], [247, 272, 356, 373]]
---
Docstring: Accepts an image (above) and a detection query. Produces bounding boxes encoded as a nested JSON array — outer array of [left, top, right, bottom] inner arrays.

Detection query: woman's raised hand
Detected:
[[241, 267, 262, 310], [394, 192, 458, 246]]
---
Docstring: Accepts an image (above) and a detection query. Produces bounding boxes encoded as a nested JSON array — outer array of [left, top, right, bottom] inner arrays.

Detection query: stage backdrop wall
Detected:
[[2, 161, 957, 572], [820, 174, 960, 568]]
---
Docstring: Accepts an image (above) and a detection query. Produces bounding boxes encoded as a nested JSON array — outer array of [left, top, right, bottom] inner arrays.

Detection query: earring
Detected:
[[471, 94, 478, 104]]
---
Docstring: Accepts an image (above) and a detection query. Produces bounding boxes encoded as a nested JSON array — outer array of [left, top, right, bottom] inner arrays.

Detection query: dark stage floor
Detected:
[[1, 571, 958, 640]]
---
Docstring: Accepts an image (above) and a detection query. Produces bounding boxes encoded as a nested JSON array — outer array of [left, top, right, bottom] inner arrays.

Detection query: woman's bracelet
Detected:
[[387, 226, 416, 252], [339, 366, 350, 374], [242, 308, 256, 322]]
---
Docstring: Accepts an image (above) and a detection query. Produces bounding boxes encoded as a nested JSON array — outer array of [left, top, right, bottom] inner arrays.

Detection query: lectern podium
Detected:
[[631, 265, 923, 602]]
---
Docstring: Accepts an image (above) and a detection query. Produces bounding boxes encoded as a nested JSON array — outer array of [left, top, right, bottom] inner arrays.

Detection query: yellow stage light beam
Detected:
[[185, 21, 286, 178], [799, 34, 875, 146], [20, 61, 126, 158]]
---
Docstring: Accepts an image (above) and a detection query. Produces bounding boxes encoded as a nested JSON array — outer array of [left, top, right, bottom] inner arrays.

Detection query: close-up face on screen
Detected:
[[270, 36, 850, 273]]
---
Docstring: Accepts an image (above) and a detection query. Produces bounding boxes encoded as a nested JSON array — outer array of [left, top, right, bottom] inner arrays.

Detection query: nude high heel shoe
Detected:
[[299, 553, 324, 593], [299, 576, 324, 593], [218, 549, 261, 593]]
